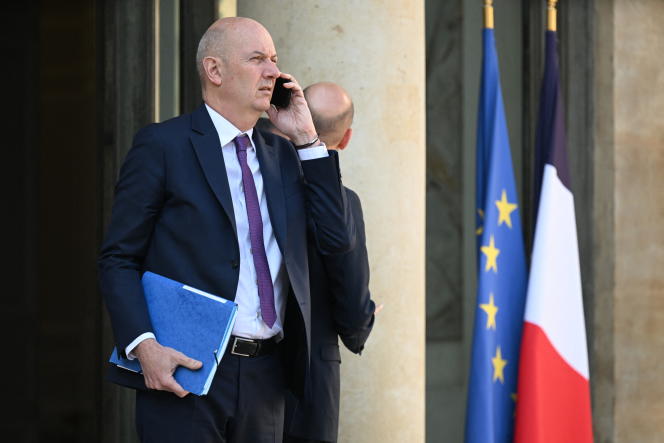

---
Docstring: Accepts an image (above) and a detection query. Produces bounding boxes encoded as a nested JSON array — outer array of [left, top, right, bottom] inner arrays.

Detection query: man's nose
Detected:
[[265, 63, 280, 78]]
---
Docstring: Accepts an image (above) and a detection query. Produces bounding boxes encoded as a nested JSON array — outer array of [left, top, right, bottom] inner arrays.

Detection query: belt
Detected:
[[228, 335, 279, 358]]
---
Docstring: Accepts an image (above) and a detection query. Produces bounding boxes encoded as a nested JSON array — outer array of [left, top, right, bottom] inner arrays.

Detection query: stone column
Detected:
[[238, 1, 426, 441], [612, 1, 664, 440], [593, 0, 664, 441]]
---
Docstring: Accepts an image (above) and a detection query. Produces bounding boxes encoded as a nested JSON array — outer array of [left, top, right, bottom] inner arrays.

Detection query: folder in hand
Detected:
[[109, 271, 237, 396]]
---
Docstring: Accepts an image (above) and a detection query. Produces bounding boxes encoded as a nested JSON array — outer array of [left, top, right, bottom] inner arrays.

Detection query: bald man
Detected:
[[304, 82, 355, 152], [99, 18, 355, 442], [283, 83, 376, 443]]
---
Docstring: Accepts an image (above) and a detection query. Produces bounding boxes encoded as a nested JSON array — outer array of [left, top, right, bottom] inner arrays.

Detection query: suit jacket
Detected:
[[98, 104, 354, 396], [285, 187, 375, 443]]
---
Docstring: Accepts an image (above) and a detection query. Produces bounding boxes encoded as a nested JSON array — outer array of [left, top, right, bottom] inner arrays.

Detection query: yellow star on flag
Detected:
[[479, 293, 498, 330], [495, 189, 518, 228], [481, 235, 500, 273], [491, 346, 507, 383]]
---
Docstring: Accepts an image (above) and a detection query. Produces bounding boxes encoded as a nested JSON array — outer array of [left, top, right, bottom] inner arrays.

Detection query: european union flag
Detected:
[[465, 27, 528, 443]]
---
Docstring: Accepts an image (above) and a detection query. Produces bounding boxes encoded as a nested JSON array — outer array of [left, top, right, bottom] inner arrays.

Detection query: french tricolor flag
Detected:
[[514, 30, 594, 442]]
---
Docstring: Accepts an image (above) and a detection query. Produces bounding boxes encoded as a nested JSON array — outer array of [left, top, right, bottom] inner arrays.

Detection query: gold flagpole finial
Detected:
[[484, 0, 494, 29], [548, 0, 558, 31]]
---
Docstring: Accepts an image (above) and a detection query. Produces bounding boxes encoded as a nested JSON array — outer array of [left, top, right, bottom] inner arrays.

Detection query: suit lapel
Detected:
[[254, 131, 288, 256], [189, 105, 237, 236]]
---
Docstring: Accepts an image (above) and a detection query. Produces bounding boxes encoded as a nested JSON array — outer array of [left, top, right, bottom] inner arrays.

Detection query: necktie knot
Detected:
[[234, 134, 251, 153]]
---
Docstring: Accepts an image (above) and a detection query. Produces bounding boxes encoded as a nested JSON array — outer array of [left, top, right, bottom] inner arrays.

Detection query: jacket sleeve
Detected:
[[322, 190, 375, 354], [300, 150, 356, 255], [98, 124, 164, 356]]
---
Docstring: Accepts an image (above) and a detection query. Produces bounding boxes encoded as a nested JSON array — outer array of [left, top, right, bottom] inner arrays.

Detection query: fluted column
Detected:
[[238, 1, 426, 441]]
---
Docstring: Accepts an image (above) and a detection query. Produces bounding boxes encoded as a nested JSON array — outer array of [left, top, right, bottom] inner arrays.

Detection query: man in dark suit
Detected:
[[98, 18, 355, 443], [284, 82, 377, 443]]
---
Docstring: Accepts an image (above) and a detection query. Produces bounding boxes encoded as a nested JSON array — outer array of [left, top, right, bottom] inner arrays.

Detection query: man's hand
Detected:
[[266, 73, 318, 146], [134, 338, 202, 398]]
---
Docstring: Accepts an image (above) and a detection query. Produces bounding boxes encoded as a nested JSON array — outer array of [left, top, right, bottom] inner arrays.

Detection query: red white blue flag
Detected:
[[514, 29, 594, 443]]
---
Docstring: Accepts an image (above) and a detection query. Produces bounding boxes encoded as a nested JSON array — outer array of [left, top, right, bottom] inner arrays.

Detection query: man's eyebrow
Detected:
[[249, 51, 278, 60]]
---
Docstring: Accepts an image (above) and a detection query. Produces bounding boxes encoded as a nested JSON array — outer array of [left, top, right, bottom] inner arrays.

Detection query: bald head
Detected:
[[303, 82, 354, 150], [196, 17, 279, 130], [196, 17, 271, 85]]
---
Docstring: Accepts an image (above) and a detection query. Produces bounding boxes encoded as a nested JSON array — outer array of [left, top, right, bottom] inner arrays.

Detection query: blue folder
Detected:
[[109, 272, 237, 396]]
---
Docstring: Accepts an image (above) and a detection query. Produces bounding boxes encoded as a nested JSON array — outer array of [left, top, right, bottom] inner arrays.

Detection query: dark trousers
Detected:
[[136, 347, 286, 443]]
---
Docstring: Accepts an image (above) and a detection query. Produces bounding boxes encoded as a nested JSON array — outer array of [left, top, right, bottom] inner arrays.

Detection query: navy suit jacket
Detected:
[[285, 187, 375, 442], [98, 104, 354, 395]]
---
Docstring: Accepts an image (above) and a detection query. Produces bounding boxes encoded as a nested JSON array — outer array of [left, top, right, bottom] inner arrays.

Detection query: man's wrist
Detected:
[[293, 134, 320, 150], [132, 338, 157, 361], [125, 332, 156, 360], [133, 337, 157, 359], [290, 130, 318, 146]]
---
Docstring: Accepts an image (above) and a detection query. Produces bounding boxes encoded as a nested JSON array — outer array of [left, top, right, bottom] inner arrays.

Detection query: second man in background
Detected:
[[283, 82, 377, 443]]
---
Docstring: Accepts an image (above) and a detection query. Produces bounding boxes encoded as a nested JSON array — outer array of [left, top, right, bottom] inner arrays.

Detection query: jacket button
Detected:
[[231, 260, 239, 269]]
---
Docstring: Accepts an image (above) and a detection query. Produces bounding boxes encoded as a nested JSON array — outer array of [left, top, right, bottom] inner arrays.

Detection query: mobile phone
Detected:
[[270, 77, 291, 108]]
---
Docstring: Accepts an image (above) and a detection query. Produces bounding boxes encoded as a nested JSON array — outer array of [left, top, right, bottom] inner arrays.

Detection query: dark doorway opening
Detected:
[[3, 1, 101, 441]]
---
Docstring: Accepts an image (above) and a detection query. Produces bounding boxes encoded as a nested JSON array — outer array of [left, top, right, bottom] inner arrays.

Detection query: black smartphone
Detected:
[[270, 77, 291, 108]]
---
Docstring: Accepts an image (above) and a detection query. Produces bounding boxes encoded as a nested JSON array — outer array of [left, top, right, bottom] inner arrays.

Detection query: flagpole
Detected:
[[466, 2, 529, 441], [547, 0, 558, 32], [484, 0, 493, 29]]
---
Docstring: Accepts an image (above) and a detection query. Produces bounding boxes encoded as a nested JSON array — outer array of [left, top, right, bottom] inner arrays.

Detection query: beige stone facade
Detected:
[[594, 1, 664, 441]]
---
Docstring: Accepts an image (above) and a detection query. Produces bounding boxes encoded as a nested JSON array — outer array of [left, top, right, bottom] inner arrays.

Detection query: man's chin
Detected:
[[253, 100, 272, 113]]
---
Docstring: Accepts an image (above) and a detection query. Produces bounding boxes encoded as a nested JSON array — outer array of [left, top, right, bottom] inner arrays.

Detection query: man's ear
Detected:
[[202, 56, 223, 87], [337, 128, 353, 150]]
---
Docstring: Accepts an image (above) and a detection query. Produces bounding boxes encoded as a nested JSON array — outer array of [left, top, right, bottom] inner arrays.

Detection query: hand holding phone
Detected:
[[266, 74, 317, 146]]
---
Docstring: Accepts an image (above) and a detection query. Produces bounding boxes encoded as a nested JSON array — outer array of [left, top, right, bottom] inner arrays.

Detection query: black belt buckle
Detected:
[[231, 337, 258, 357]]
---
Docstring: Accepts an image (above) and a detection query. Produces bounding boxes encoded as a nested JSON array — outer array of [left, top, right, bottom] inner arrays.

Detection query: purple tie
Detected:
[[233, 134, 277, 328]]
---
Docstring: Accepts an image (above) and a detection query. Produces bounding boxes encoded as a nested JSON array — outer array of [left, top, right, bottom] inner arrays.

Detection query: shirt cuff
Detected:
[[297, 143, 328, 161], [125, 332, 156, 360]]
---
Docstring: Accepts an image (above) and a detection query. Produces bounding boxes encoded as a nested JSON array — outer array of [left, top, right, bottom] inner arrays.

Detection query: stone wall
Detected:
[[612, 1, 664, 441]]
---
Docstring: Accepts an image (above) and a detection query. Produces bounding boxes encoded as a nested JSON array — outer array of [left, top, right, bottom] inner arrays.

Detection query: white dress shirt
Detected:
[[125, 105, 327, 358]]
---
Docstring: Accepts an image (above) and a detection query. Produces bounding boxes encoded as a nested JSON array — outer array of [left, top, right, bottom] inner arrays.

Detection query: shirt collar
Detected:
[[205, 104, 255, 151]]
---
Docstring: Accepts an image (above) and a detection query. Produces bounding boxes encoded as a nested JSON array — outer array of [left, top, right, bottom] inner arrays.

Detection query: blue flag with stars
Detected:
[[465, 27, 528, 443]]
